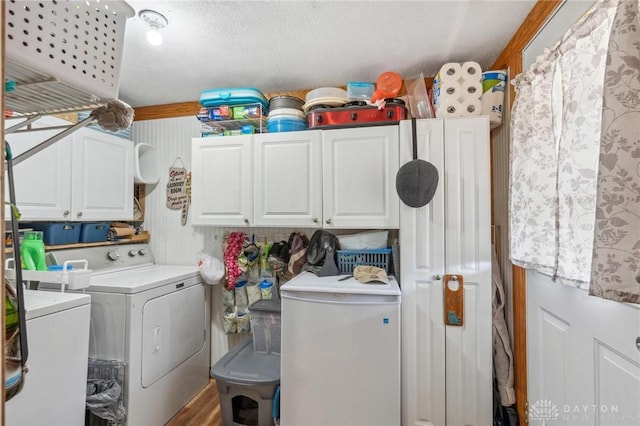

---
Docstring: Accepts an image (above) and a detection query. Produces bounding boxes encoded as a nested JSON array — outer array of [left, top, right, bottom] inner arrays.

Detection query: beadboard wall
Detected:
[[491, 85, 514, 338]]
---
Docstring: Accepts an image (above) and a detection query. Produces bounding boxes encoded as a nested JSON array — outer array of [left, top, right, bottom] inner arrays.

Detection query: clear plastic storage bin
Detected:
[[249, 299, 281, 354]]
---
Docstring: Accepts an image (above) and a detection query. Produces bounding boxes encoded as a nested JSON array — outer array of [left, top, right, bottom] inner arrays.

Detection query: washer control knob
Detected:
[[138, 248, 148, 256], [107, 250, 120, 261], [128, 249, 138, 257]]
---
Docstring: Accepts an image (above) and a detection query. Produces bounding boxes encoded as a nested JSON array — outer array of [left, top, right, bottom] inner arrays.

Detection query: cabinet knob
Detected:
[[325, 218, 332, 225], [107, 251, 120, 261], [313, 218, 319, 224], [77, 212, 83, 218], [434, 274, 442, 281], [244, 218, 249, 225], [63, 210, 70, 217]]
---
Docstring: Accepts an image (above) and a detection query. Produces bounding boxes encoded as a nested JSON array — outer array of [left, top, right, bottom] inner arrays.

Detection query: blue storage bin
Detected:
[[347, 82, 375, 102], [79, 222, 110, 243], [32, 222, 81, 245], [266, 117, 307, 133], [199, 87, 269, 113], [336, 248, 392, 274]]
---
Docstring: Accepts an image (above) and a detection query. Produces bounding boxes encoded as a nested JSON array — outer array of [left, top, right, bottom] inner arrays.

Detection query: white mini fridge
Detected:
[[280, 271, 401, 426]]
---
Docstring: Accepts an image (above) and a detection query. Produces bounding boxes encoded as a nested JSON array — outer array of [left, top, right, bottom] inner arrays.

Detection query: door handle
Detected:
[[153, 327, 161, 354]]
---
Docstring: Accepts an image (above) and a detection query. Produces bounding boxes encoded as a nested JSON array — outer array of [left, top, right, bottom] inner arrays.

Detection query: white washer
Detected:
[[6, 289, 91, 426], [45, 244, 210, 426]]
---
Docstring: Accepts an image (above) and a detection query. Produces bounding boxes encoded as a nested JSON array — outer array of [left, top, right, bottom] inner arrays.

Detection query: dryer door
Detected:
[[141, 284, 206, 387]]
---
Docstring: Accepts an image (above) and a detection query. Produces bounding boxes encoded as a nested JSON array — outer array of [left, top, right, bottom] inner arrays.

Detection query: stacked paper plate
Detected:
[[302, 87, 347, 113]]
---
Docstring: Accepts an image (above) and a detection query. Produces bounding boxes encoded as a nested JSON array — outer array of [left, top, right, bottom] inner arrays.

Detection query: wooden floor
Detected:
[[166, 378, 222, 426]]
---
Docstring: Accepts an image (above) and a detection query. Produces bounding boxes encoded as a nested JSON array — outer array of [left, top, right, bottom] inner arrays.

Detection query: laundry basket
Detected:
[[336, 248, 392, 274], [5, 0, 135, 115], [86, 359, 127, 426]]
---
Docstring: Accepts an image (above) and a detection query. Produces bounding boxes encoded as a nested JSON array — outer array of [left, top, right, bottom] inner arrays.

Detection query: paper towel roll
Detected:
[[461, 80, 482, 99], [433, 81, 462, 106], [435, 99, 462, 118], [437, 62, 462, 82], [460, 98, 482, 116], [461, 62, 482, 81]]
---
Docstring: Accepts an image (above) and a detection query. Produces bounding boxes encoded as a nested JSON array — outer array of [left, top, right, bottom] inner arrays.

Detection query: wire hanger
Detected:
[[171, 156, 185, 169]]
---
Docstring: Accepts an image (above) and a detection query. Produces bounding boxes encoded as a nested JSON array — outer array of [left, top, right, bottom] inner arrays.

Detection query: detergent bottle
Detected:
[[20, 231, 46, 271]]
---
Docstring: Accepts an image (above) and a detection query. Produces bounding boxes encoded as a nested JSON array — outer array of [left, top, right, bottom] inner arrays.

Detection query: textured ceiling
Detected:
[[118, 0, 537, 108]]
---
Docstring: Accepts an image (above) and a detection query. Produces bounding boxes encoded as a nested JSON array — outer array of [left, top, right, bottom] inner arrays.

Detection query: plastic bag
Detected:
[[198, 255, 224, 285], [86, 378, 126, 422]]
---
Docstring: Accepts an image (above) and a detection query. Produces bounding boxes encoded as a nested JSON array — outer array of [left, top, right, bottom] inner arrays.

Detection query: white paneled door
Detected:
[[400, 117, 492, 426], [524, 3, 640, 425], [527, 272, 640, 426]]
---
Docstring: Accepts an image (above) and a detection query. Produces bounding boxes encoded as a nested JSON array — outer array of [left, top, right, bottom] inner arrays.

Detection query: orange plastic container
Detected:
[[371, 71, 403, 102]]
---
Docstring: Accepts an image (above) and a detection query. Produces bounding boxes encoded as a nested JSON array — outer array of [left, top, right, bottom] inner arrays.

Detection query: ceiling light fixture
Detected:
[[138, 9, 168, 46]]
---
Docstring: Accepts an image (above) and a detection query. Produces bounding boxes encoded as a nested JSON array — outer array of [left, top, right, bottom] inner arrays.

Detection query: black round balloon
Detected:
[[395, 159, 439, 208]]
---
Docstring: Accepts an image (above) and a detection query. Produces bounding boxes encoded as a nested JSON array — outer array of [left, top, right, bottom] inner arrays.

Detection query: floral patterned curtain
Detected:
[[590, 0, 640, 304], [510, 0, 640, 303]]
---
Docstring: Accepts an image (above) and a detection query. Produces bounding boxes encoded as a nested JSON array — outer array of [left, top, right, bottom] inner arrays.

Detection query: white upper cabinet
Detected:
[[322, 126, 400, 229], [71, 128, 134, 221], [253, 130, 323, 227], [191, 135, 253, 226], [191, 125, 400, 228], [5, 117, 134, 222]]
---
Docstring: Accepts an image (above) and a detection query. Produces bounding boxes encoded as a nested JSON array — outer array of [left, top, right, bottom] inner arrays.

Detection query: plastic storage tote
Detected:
[[336, 248, 392, 274], [210, 337, 280, 426], [79, 223, 110, 243], [199, 87, 269, 113], [248, 299, 282, 354], [32, 223, 81, 245]]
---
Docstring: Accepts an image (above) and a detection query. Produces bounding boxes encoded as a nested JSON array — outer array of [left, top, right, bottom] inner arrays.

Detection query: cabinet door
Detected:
[[399, 118, 447, 426], [253, 130, 322, 227], [71, 128, 134, 221], [400, 117, 492, 426], [4, 117, 73, 221], [322, 126, 399, 228], [191, 136, 253, 226]]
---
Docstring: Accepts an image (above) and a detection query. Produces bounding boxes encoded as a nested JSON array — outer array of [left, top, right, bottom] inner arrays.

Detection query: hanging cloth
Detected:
[[510, 0, 617, 288], [509, 57, 559, 275], [491, 246, 515, 407], [555, 5, 615, 287], [590, 0, 640, 303]]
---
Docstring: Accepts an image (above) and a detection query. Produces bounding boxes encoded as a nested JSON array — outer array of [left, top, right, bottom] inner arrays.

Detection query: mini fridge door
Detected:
[[280, 273, 401, 426]]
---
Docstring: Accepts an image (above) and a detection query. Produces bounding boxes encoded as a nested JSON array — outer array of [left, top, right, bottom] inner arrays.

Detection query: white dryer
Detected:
[[6, 290, 91, 426], [46, 243, 210, 426]]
